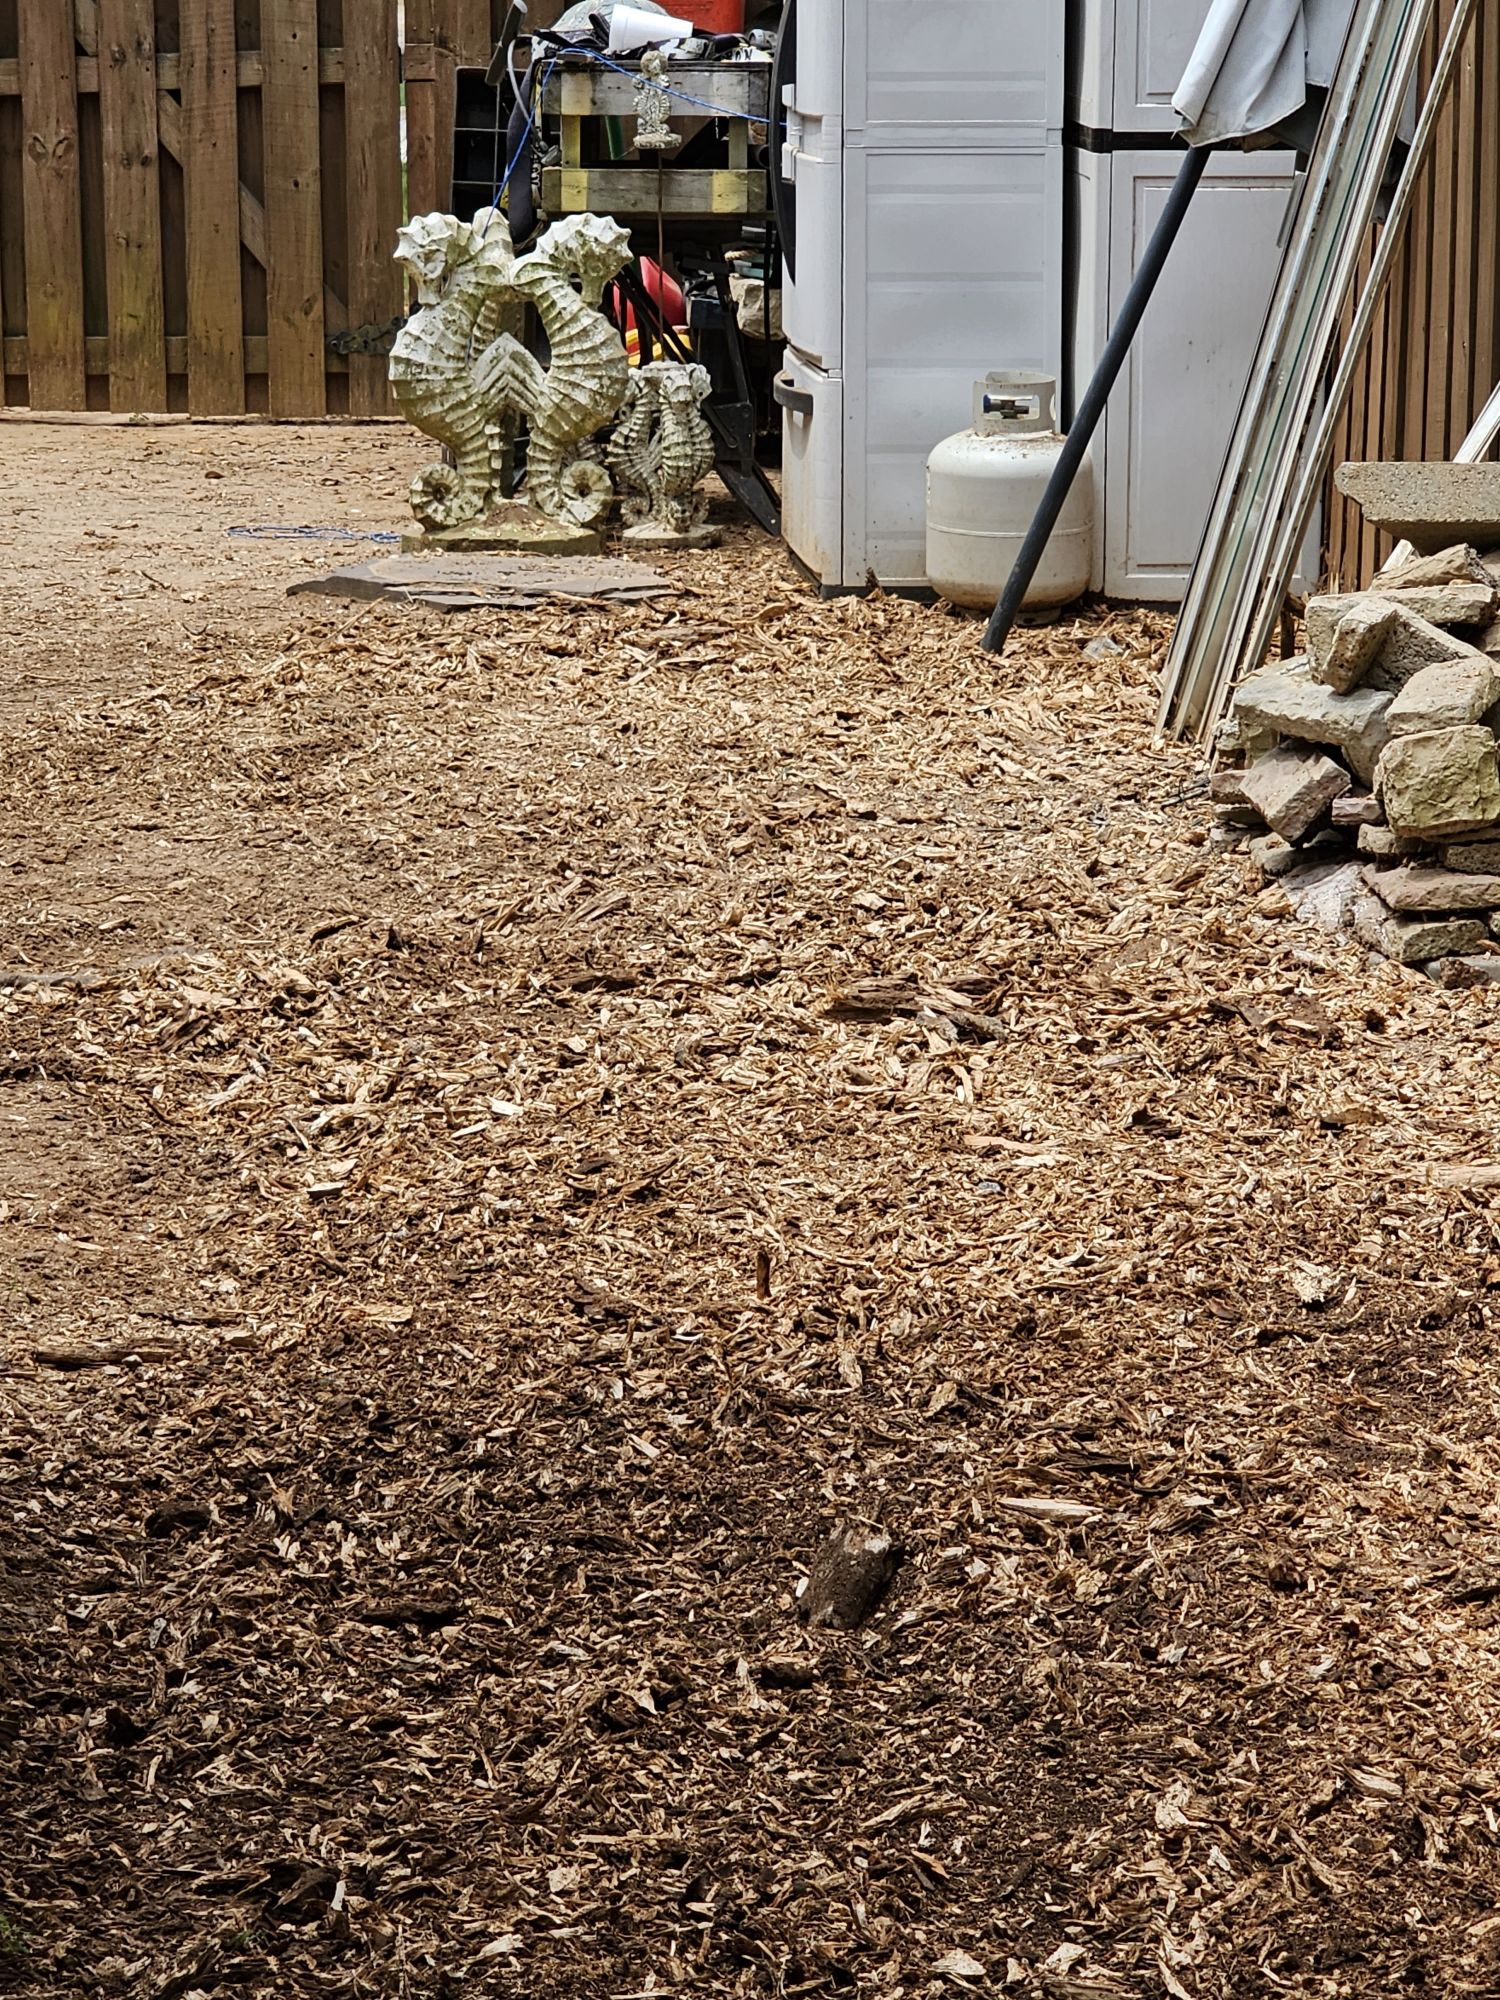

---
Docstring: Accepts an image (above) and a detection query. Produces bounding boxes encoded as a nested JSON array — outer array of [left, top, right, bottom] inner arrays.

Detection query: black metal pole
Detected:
[[982, 143, 1210, 654]]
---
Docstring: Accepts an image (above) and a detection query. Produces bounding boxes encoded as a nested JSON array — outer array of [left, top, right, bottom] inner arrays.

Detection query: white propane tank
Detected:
[[925, 372, 1094, 610]]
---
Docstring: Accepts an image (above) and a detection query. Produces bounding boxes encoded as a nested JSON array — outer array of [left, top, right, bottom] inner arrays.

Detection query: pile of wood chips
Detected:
[[6, 535, 1500, 1999]]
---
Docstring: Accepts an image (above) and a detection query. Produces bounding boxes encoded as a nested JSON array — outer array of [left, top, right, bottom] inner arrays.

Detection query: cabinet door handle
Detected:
[[774, 371, 814, 417]]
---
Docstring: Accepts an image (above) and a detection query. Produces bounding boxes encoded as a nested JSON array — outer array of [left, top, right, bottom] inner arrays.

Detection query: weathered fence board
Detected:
[[0, 0, 452, 412], [18, 0, 87, 408], [180, 0, 243, 412], [261, 0, 324, 415], [343, 0, 402, 417], [98, 0, 166, 410], [1324, 0, 1500, 587]]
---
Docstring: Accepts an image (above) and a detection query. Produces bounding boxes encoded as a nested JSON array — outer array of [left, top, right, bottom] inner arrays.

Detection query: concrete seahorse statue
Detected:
[[607, 361, 717, 545], [388, 209, 632, 537], [388, 209, 521, 532]]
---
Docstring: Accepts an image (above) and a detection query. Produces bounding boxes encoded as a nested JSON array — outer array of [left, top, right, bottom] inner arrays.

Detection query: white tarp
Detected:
[[1173, 0, 1356, 146]]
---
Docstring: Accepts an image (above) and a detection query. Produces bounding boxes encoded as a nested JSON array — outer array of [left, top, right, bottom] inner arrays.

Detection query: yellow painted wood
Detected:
[[544, 166, 765, 216]]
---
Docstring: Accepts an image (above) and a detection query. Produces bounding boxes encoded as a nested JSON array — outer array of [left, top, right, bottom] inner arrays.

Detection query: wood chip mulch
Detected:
[[5, 539, 1500, 1998]]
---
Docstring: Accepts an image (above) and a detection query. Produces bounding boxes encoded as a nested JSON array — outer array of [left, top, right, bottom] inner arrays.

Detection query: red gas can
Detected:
[[687, 0, 745, 30]]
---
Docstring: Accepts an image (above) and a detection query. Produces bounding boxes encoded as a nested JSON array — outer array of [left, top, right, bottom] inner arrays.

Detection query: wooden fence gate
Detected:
[[0, 0, 505, 416]]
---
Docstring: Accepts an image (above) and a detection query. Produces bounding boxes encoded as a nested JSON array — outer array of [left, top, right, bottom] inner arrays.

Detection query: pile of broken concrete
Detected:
[[1215, 542, 1500, 970]]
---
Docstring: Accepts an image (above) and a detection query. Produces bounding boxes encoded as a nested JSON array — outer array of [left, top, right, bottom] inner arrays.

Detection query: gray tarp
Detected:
[[1173, 0, 1356, 145]]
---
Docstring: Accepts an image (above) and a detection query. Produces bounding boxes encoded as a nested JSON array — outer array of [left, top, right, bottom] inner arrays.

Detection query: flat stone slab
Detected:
[[1358, 823, 1427, 859], [1330, 791, 1382, 827], [1425, 953, 1500, 987], [1305, 593, 1396, 692], [1386, 652, 1500, 735], [1336, 462, 1500, 554], [1363, 865, 1500, 913], [1240, 744, 1349, 841], [1286, 859, 1363, 932], [1368, 580, 1498, 628], [289, 554, 671, 612], [621, 524, 720, 550], [1373, 544, 1496, 591], [1442, 837, 1500, 872], [1374, 605, 1491, 690], [1352, 891, 1487, 964], [1231, 657, 1391, 782], [1249, 833, 1296, 877]]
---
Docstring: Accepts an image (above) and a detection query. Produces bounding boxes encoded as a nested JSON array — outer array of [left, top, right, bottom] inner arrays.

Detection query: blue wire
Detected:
[[472, 43, 767, 246], [228, 526, 402, 544], [479, 54, 559, 238], [475, 43, 765, 246], [570, 43, 766, 123]]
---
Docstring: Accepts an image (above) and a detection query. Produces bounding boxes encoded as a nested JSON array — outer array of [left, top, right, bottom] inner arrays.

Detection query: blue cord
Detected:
[[477, 44, 764, 244], [570, 44, 767, 123], [480, 55, 559, 237]]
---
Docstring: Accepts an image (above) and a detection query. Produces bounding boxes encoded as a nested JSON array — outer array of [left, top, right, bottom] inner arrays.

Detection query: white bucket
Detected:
[[608, 5, 692, 50]]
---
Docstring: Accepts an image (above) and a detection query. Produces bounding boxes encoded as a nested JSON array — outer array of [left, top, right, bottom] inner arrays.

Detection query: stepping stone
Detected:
[[289, 554, 672, 611]]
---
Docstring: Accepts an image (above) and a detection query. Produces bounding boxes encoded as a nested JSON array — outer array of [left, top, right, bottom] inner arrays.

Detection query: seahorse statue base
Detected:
[[399, 504, 602, 558]]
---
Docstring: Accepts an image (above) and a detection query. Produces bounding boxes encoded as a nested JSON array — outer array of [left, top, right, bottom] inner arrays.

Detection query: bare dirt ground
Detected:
[[6, 424, 1500, 2000]]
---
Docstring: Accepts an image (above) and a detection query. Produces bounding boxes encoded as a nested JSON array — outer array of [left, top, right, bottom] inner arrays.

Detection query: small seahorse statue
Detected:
[[607, 360, 717, 544], [633, 50, 681, 154]]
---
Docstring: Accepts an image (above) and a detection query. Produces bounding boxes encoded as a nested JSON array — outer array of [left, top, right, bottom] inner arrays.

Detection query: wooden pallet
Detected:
[[538, 55, 770, 221]]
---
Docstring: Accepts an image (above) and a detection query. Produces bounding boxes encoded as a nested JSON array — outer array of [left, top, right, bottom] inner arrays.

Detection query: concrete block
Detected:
[[1375, 725, 1500, 838], [1305, 594, 1397, 692], [1441, 837, 1500, 873], [1331, 792, 1383, 827], [1362, 865, 1500, 912], [1352, 892, 1486, 964], [1372, 544, 1495, 591], [1386, 653, 1500, 735], [1358, 823, 1427, 859], [1335, 462, 1500, 554], [1239, 745, 1350, 841], [1231, 658, 1392, 783]]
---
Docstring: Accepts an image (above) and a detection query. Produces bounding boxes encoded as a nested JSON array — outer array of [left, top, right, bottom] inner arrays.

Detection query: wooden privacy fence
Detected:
[[1324, 0, 1500, 586], [0, 0, 507, 417]]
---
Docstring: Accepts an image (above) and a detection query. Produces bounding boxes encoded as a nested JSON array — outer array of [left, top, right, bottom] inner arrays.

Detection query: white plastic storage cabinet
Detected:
[[1066, 0, 1303, 599], [777, 0, 1066, 592]]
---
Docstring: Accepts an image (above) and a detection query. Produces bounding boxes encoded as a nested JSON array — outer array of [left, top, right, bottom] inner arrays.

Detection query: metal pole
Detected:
[[982, 143, 1209, 656]]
